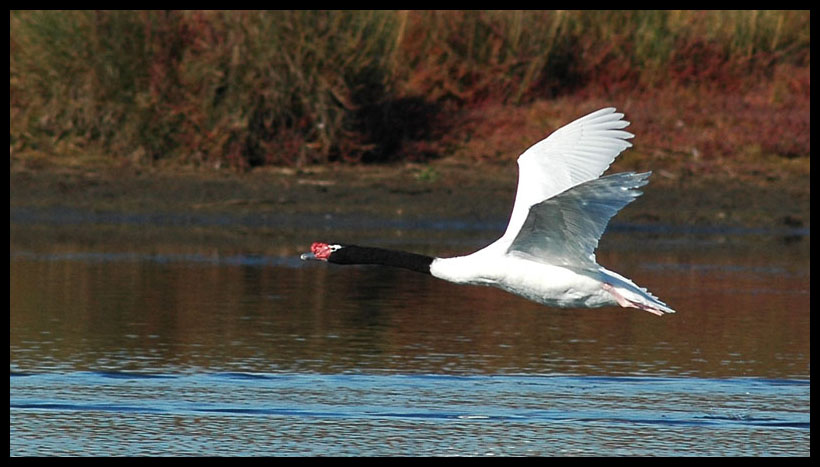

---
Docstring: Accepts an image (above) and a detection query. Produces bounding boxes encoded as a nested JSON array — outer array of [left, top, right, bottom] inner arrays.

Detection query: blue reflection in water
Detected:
[[10, 371, 809, 456]]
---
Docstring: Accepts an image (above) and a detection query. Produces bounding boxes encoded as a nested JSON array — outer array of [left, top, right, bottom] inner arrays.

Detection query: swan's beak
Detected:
[[301, 242, 336, 261]]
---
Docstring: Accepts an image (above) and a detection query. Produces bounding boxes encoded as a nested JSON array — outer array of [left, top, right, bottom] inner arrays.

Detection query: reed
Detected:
[[10, 10, 810, 169]]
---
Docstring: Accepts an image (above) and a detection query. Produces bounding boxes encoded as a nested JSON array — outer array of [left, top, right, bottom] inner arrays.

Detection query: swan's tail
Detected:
[[599, 268, 676, 316]]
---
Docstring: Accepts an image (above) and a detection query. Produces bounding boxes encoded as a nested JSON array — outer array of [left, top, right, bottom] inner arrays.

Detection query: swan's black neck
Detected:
[[328, 245, 434, 275]]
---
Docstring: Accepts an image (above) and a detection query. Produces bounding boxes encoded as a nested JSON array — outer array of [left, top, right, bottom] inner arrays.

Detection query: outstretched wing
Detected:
[[507, 172, 650, 268], [496, 108, 634, 249]]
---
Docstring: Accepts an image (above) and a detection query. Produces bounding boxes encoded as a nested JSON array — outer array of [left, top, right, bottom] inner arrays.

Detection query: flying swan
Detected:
[[301, 108, 675, 316]]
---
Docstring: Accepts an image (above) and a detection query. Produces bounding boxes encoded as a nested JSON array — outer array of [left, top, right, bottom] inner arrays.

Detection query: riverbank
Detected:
[[10, 154, 810, 235]]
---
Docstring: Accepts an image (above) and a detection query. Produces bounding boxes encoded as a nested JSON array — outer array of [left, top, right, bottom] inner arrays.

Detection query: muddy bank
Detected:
[[10, 158, 809, 230]]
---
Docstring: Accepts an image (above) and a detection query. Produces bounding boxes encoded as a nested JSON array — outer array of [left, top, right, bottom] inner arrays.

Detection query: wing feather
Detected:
[[495, 108, 634, 249], [507, 172, 650, 268]]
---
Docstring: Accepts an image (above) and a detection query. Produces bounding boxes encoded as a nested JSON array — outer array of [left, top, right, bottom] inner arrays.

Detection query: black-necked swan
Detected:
[[301, 107, 676, 316]]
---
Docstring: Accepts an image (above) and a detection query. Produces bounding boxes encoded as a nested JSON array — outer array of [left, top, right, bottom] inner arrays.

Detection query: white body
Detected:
[[431, 253, 616, 309]]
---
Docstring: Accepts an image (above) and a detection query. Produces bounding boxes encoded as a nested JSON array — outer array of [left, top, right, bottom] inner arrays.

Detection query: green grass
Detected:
[[10, 10, 810, 170]]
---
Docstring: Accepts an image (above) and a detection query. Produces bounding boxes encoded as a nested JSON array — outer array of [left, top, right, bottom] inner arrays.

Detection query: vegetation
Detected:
[[10, 10, 810, 172]]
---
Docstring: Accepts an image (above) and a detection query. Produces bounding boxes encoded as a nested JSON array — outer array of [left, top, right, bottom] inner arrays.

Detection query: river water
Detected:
[[10, 208, 810, 456]]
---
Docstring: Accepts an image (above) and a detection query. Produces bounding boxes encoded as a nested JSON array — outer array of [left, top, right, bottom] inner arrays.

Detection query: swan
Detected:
[[301, 107, 675, 316]]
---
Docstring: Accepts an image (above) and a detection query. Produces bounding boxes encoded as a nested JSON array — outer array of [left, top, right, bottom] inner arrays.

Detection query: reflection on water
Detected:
[[10, 227, 809, 378], [10, 371, 808, 456], [9, 217, 810, 456]]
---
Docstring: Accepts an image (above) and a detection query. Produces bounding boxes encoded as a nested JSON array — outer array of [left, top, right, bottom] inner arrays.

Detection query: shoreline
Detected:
[[10, 158, 810, 233]]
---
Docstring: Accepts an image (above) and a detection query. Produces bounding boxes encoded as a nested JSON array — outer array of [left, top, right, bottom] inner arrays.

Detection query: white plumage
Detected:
[[430, 108, 675, 315]]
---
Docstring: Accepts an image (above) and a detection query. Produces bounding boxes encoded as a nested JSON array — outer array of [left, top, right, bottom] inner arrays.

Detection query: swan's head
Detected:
[[300, 242, 343, 261]]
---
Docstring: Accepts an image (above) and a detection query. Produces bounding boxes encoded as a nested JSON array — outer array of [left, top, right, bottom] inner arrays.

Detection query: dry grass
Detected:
[[10, 10, 810, 175]]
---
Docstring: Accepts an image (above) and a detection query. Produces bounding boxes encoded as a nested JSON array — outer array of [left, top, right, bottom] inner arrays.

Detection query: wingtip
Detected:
[[578, 107, 631, 134], [593, 106, 618, 114]]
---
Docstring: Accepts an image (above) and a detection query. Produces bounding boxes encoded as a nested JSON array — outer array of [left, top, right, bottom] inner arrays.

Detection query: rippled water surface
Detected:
[[10, 211, 810, 456]]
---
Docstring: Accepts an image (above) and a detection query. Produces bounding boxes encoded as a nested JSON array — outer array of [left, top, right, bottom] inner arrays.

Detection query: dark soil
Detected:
[[9, 157, 810, 234]]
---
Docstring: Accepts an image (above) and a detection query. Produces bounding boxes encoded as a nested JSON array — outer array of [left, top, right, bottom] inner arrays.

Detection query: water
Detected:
[[9, 210, 810, 456], [10, 372, 808, 456]]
